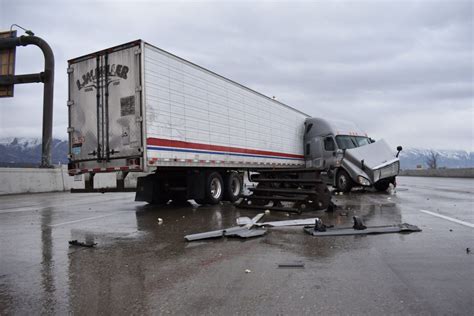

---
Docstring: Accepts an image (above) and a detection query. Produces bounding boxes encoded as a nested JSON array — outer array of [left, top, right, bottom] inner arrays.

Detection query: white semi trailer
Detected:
[[67, 40, 330, 211]]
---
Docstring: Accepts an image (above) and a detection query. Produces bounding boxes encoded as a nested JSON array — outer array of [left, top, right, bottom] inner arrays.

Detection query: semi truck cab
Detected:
[[303, 117, 402, 192]]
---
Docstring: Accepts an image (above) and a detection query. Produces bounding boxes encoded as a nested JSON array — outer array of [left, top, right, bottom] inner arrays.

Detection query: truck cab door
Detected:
[[322, 136, 337, 169], [305, 137, 323, 168]]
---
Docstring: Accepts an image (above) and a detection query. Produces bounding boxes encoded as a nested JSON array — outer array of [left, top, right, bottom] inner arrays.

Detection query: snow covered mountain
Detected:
[[399, 148, 474, 169], [0, 137, 68, 167], [0, 137, 472, 169]]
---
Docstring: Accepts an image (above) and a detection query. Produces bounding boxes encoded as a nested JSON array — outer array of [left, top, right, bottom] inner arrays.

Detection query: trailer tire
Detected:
[[224, 172, 242, 202], [197, 172, 224, 205], [336, 170, 353, 193]]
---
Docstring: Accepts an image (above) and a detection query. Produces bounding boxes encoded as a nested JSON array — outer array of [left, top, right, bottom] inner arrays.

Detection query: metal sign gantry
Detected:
[[0, 30, 55, 167]]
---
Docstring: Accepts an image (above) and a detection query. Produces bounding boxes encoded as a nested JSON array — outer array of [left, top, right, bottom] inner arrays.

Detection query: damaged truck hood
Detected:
[[344, 139, 398, 170]]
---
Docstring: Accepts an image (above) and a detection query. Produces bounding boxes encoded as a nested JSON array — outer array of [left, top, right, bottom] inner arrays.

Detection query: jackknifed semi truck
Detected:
[[67, 40, 401, 213]]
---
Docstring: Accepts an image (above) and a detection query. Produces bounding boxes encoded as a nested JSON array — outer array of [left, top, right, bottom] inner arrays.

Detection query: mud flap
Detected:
[[135, 175, 154, 202]]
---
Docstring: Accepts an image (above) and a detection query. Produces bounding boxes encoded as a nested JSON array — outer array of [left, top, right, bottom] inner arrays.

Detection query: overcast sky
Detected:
[[1, 0, 472, 150]]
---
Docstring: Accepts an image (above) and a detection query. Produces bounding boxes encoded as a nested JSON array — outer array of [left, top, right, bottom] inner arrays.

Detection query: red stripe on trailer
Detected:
[[147, 137, 304, 159], [120, 166, 129, 171]]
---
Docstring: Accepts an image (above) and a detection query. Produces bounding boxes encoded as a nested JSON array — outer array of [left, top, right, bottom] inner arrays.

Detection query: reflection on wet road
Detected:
[[0, 176, 472, 314]]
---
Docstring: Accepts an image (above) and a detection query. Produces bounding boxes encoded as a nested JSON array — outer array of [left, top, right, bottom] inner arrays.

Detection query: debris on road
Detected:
[[352, 216, 367, 230], [466, 248, 471, 254], [278, 261, 305, 268], [68, 240, 97, 248], [185, 213, 323, 241], [157, 218, 164, 224], [237, 216, 321, 227], [245, 269, 252, 273], [304, 217, 421, 237], [185, 213, 267, 241]]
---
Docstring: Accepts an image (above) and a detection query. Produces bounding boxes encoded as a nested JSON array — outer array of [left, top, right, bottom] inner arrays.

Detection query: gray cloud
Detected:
[[1, 0, 472, 150]]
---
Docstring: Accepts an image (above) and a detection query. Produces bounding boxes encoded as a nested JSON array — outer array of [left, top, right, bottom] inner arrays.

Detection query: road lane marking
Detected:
[[419, 209, 474, 228], [49, 214, 118, 227]]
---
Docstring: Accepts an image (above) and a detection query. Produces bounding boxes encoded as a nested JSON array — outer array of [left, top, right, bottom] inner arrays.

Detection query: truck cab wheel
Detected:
[[374, 180, 390, 192], [336, 170, 353, 193], [224, 172, 242, 202], [198, 172, 224, 205]]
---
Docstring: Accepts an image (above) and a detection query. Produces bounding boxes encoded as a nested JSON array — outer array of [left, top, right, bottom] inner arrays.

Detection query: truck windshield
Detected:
[[335, 135, 371, 149]]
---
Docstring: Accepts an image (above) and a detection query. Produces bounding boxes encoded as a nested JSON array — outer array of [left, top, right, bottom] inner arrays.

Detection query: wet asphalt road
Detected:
[[0, 176, 472, 315]]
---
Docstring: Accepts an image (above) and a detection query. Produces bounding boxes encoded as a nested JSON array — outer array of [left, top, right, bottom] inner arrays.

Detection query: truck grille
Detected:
[[379, 161, 399, 179]]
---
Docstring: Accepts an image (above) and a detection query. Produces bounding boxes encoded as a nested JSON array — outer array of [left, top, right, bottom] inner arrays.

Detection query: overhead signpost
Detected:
[[0, 26, 55, 167], [0, 30, 16, 97]]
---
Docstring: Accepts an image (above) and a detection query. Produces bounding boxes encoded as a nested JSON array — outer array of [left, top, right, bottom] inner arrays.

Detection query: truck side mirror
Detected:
[[396, 146, 403, 157]]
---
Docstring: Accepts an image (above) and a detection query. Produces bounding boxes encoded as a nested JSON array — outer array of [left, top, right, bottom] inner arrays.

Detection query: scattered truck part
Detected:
[[237, 217, 321, 227], [68, 240, 97, 247], [185, 213, 266, 241], [304, 217, 422, 237], [277, 262, 305, 268]]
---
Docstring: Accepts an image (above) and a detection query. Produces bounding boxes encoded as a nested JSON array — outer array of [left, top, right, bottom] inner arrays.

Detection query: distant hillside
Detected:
[[0, 137, 473, 170], [0, 137, 68, 166], [399, 148, 474, 169]]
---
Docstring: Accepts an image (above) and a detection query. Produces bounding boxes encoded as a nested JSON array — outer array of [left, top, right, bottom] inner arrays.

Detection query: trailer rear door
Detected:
[[68, 43, 143, 164]]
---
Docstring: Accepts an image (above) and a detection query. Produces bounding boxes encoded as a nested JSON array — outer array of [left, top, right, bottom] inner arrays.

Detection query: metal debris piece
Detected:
[[69, 240, 97, 248], [304, 220, 422, 237], [236, 217, 253, 225], [237, 217, 321, 227], [259, 218, 321, 227], [225, 228, 267, 238], [352, 216, 367, 230], [184, 228, 228, 241], [278, 261, 305, 268], [185, 213, 266, 241]]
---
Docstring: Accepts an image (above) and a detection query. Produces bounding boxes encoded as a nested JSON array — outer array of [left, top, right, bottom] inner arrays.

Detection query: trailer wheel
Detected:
[[197, 172, 224, 205], [336, 170, 353, 193], [224, 172, 242, 202]]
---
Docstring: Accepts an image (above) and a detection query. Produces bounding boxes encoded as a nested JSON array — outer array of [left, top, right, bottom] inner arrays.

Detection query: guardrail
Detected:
[[399, 168, 474, 178]]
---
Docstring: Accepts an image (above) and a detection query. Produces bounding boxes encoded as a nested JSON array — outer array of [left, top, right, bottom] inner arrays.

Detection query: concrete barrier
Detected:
[[0, 166, 144, 195], [399, 168, 474, 178]]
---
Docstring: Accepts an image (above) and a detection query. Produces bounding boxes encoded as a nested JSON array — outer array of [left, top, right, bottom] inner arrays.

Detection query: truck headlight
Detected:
[[357, 176, 371, 186]]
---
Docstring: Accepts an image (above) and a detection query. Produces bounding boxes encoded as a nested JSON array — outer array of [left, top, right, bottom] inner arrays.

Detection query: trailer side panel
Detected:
[[143, 43, 307, 169]]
